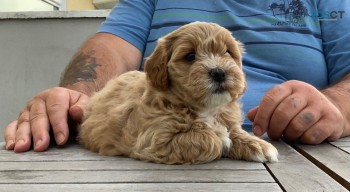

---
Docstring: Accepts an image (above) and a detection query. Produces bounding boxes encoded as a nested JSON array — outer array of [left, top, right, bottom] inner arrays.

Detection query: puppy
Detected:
[[78, 22, 278, 164]]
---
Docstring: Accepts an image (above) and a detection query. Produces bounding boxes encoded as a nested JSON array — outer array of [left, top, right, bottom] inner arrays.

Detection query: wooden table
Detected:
[[0, 137, 349, 192]]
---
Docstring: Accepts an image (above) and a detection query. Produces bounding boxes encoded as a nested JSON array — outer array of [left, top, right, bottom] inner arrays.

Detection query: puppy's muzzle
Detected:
[[209, 68, 226, 83], [209, 68, 226, 93]]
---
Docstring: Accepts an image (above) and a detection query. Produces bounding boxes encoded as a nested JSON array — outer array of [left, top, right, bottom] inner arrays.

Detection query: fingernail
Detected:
[[35, 139, 43, 149], [56, 132, 65, 145], [5, 140, 14, 150], [16, 139, 25, 146], [253, 125, 263, 136]]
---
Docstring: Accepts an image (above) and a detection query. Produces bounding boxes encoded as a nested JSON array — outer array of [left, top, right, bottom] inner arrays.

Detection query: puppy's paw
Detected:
[[250, 141, 278, 163], [229, 138, 278, 163]]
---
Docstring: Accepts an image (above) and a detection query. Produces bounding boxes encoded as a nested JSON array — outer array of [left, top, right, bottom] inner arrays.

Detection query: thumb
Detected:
[[69, 94, 88, 123]]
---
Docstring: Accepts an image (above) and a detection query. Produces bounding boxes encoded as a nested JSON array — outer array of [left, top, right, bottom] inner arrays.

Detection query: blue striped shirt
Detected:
[[98, 0, 350, 131]]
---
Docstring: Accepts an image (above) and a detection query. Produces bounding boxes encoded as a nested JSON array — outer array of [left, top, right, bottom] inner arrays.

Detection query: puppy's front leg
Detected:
[[228, 127, 278, 163], [131, 122, 223, 164]]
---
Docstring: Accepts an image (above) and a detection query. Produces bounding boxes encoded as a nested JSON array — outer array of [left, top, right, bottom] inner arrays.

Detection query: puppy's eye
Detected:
[[185, 52, 196, 62]]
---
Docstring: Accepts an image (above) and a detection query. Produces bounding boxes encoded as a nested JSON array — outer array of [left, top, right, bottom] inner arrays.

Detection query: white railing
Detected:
[[42, 0, 67, 10]]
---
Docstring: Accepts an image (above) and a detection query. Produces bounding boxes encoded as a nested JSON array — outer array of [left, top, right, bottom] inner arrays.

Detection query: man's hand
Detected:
[[4, 33, 142, 153], [4, 87, 88, 152], [247, 80, 346, 144]]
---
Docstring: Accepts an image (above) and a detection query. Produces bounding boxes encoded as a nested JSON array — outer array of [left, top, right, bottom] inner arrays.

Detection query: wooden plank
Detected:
[[0, 142, 279, 191], [296, 143, 350, 190], [0, 143, 115, 162], [0, 143, 264, 172], [341, 147, 350, 154], [0, 159, 264, 171], [330, 136, 350, 149], [0, 143, 264, 171], [335, 137, 350, 142], [0, 183, 282, 192], [330, 141, 350, 147], [0, 170, 274, 184], [265, 140, 347, 192], [329, 140, 350, 154]]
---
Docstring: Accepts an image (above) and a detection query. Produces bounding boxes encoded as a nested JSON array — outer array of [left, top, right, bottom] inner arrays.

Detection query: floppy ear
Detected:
[[144, 38, 172, 91], [228, 39, 244, 68]]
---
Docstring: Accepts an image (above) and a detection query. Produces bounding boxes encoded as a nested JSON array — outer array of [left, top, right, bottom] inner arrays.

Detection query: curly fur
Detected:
[[78, 22, 278, 164]]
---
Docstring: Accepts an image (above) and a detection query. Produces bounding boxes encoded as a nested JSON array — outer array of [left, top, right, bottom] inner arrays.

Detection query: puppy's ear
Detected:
[[236, 40, 245, 55], [144, 38, 171, 90], [228, 39, 244, 68]]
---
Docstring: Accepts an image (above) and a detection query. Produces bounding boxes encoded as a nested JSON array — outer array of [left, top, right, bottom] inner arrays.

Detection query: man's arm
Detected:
[[5, 33, 142, 152], [60, 32, 142, 95]]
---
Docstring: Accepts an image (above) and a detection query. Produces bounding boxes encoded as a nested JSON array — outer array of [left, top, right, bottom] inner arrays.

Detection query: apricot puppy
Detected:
[[78, 22, 278, 164]]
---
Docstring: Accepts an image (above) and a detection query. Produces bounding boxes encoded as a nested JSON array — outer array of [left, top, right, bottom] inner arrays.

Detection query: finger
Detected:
[[247, 106, 258, 122], [29, 100, 51, 152], [4, 120, 18, 150], [253, 83, 293, 136], [268, 94, 307, 140], [248, 106, 263, 136], [326, 118, 343, 142], [14, 110, 32, 152], [299, 118, 333, 144], [283, 108, 321, 141], [323, 105, 344, 141], [326, 130, 343, 142], [46, 88, 70, 145], [69, 91, 89, 123]]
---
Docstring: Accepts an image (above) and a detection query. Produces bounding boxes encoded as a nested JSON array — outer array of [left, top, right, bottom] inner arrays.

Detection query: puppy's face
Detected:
[[145, 22, 246, 109]]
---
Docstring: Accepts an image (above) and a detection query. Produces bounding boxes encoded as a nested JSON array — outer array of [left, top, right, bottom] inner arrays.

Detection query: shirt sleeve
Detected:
[[318, 0, 350, 84], [98, 0, 156, 53]]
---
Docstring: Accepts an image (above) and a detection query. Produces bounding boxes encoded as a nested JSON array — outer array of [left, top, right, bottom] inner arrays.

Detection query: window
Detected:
[[0, 0, 118, 12], [42, 0, 66, 10], [0, 0, 66, 12]]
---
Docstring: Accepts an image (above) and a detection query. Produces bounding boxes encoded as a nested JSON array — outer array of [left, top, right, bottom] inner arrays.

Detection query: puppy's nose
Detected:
[[209, 68, 226, 83]]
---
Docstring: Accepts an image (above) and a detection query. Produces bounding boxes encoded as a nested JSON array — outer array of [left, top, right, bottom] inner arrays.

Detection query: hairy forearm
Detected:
[[59, 33, 142, 96], [59, 49, 104, 96], [322, 73, 350, 137]]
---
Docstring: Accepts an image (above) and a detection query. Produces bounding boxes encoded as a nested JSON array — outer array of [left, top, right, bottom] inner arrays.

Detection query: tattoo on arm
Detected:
[[59, 51, 101, 87]]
